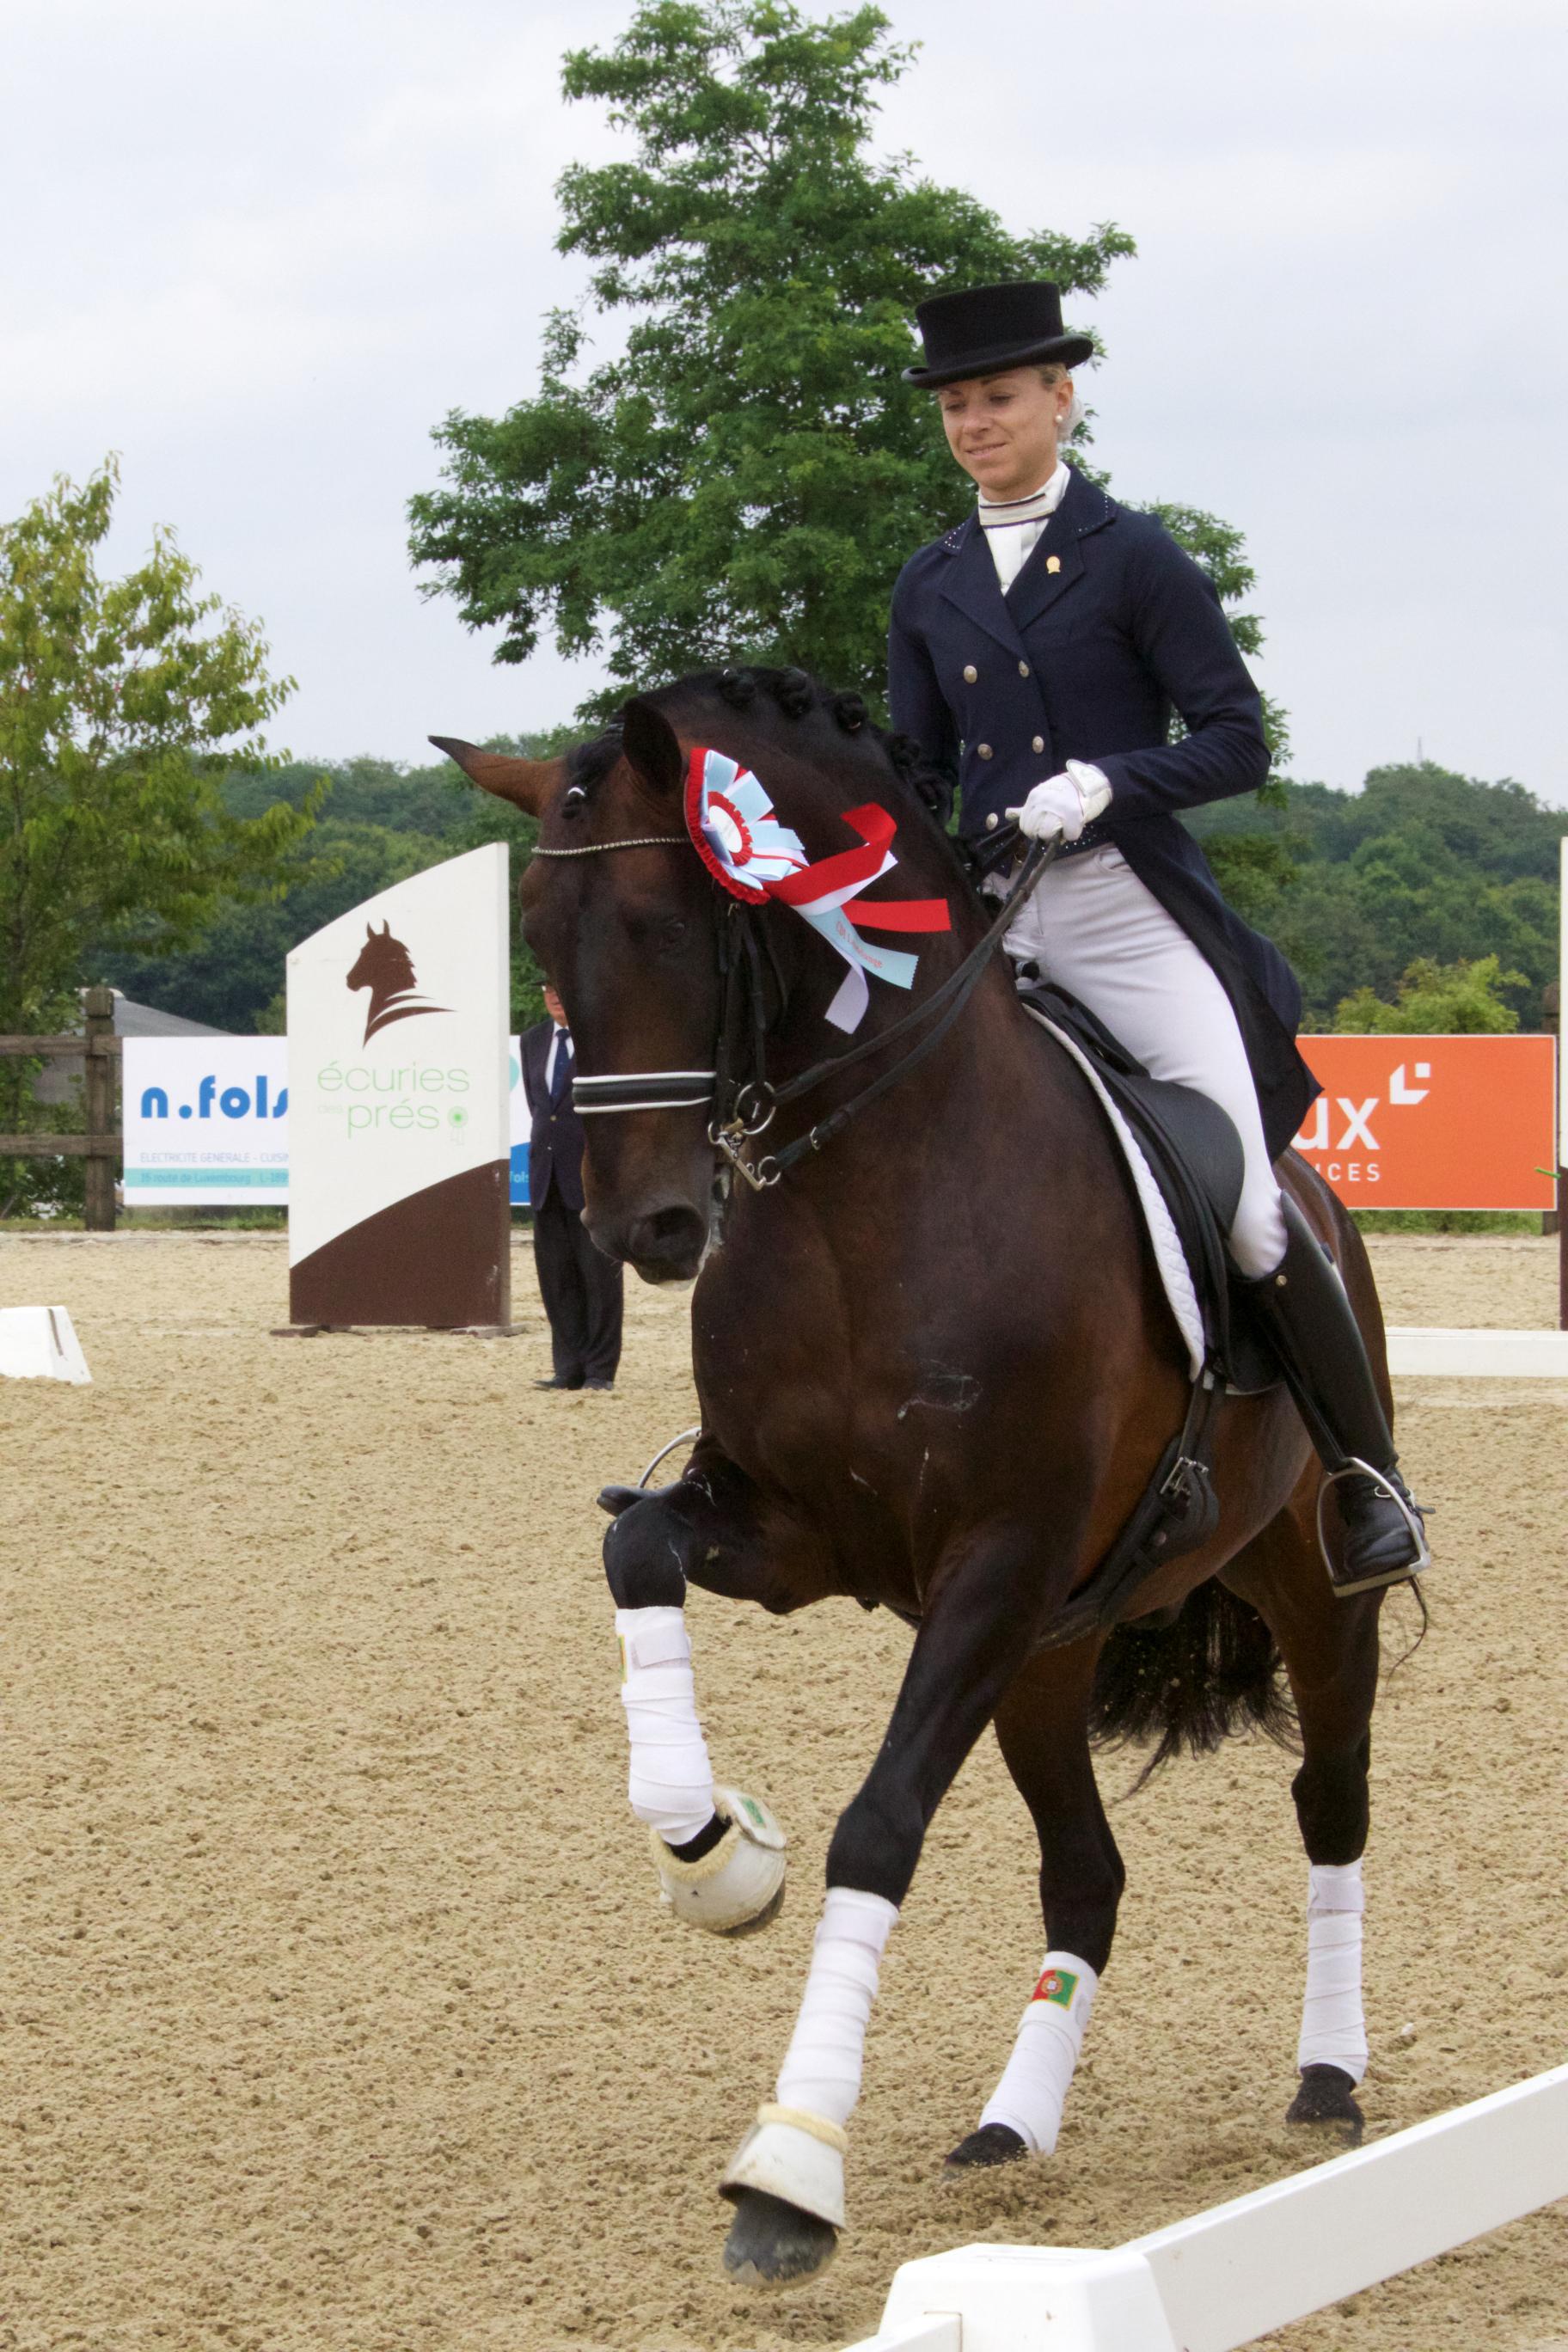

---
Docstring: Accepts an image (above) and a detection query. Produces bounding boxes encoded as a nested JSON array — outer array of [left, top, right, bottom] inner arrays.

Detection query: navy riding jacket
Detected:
[[887, 466, 1318, 1159]]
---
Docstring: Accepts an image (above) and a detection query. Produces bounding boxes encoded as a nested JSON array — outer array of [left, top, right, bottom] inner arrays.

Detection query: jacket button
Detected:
[[977, 743, 993, 759], [1018, 660, 1030, 677], [1032, 735, 1044, 753], [985, 812, 999, 830], [963, 665, 977, 683]]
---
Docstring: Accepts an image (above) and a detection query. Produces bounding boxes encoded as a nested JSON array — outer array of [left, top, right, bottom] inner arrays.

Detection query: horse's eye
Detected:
[[661, 918, 689, 948]]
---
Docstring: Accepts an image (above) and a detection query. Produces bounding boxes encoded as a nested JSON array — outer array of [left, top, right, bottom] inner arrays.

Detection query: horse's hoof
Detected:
[[652, 1787, 787, 1934], [944, 2122, 1028, 2172], [721, 2188, 839, 2288], [1285, 2062, 1364, 2145]]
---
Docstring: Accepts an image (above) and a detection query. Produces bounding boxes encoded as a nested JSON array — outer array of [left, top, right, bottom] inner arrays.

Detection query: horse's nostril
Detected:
[[644, 1207, 700, 1248], [621, 1202, 707, 1277]]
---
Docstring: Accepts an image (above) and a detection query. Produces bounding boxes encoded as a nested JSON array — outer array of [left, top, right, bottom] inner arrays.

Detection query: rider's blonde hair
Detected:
[[1038, 362, 1085, 442]]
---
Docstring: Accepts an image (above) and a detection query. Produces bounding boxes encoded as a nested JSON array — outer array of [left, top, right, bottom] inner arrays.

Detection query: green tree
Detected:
[[0, 460, 313, 1039], [1186, 761, 1560, 1026], [1332, 953, 1526, 1036], [407, 0, 1136, 714]]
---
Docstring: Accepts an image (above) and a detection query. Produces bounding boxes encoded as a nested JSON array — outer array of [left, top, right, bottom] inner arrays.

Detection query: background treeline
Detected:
[[99, 741, 559, 1037], [100, 750, 1561, 1038], [1189, 760, 1559, 1031]]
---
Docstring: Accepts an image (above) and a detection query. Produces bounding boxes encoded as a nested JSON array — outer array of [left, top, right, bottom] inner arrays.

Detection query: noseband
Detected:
[[528, 828, 1054, 1188]]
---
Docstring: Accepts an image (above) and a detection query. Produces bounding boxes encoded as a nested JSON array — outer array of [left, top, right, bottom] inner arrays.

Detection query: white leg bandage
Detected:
[[774, 1888, 899, 2129], [720, 1887, 896, 2230], [978, 1953, 1099, 2156], [616, 1606, 716, 1848], [1297, 1859, 1368, 2083]]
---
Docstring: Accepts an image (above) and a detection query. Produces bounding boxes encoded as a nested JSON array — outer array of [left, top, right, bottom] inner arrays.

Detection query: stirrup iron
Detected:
[[1315, 1456, 1430, 1595]]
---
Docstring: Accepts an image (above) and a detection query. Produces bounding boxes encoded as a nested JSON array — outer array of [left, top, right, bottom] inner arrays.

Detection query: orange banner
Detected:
[[1291, 1035, 1557, 1210]]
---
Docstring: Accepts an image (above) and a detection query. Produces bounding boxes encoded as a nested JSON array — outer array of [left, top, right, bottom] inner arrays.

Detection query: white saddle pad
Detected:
[[1023, 1008, 1205, 1381]]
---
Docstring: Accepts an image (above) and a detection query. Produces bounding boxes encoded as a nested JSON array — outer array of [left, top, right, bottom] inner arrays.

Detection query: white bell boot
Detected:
[[652, 1785, 787, 1936], [721, 2103, 848, 2230]]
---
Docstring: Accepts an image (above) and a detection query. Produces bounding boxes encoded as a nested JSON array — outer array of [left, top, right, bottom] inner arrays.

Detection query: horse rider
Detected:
[[887, 279, 1425, 1594]]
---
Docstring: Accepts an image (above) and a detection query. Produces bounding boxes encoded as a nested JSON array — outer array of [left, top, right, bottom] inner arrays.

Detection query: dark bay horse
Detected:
[[437, 671, 1396, 2287]]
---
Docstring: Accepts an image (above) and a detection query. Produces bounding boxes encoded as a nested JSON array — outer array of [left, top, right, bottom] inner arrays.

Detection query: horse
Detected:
[[434, 668, 1400, 2289], [345, 920, 448, 1044]]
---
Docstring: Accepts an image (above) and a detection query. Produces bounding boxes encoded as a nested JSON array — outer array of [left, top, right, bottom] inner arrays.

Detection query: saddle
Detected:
[[1014, 973, 1284, 1650]]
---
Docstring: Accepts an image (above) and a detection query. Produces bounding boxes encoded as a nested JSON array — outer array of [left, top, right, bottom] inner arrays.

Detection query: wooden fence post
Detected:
[[83, 986, 118, 1233]]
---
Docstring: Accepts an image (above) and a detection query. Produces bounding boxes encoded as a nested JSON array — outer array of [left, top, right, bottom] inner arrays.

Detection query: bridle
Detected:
[[529, 826, 1055, 1189]]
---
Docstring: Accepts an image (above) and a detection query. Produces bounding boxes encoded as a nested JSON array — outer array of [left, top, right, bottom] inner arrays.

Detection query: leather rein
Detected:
[[530, 827, 1055, 1191]]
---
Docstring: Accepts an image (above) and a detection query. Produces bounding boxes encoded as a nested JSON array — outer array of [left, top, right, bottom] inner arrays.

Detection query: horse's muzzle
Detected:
[[591, 1197, 709, 1284]]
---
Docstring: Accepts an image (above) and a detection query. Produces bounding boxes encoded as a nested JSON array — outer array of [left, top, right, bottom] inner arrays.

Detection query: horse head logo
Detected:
[[346, 921, 451, 1044]]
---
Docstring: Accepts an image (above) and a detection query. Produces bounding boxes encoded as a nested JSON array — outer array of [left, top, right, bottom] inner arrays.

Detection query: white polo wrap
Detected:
[[615, 1605, 716, 1848], [978, 1951, 1099, 2156], [774, 1886, 899, 2129], [1298, 1858, 1368, 2083]]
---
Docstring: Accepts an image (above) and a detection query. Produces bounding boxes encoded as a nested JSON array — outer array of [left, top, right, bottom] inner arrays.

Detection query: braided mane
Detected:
[[564, 668, 952, 836]]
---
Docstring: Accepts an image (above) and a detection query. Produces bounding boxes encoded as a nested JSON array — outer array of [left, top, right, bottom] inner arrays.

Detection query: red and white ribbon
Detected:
[[685, 747, 951, 1033]]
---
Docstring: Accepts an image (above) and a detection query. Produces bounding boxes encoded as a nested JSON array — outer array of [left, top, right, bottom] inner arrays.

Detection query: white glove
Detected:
[[1008, 762, 1112, 842]]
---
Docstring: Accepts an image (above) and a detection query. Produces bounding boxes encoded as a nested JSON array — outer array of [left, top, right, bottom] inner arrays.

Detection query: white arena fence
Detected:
[[838, 2060, 1568, 2352], [1385, 1327, 1568, 1377]]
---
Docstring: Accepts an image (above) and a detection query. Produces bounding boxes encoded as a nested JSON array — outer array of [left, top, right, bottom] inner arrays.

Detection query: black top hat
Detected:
[[903, 280, 1094, 389]]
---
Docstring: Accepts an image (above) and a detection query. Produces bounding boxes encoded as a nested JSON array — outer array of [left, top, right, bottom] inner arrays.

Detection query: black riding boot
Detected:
[[1247, 1197, 1429, 1596]]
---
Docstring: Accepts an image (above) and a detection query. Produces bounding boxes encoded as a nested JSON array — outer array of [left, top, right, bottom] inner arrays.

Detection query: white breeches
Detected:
[[1005, 844, 1289, 1280]]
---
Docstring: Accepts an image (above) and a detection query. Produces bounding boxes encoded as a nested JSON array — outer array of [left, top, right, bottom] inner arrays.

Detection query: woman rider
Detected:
[[887, 279, 1425, 1594]]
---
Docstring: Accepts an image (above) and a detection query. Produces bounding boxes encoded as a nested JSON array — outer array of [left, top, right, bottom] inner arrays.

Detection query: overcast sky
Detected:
[[3, 0, 1564, 799]]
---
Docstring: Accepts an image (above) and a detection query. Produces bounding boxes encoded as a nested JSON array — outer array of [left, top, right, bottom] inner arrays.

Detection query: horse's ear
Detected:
[[365, 923, 374, 940], [430, 735, 557, 817], [622, 699, 683, 800]]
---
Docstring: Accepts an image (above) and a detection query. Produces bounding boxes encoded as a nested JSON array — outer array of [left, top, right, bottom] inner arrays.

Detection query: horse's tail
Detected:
[[1088, 1579, 1297, 1790]]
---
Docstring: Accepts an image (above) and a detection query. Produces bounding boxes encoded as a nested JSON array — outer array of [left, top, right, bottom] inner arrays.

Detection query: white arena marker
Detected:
[[843, 2321, 959, 2352], [1385, 1325, 1568, 1377], [848, 2249, 1168, 2352], [845, 2061, 1568, 2352], [0, 1306, 91, 1385]]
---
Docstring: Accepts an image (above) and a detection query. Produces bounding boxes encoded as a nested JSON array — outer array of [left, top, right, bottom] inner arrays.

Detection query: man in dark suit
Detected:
[[520, 984, 623, 1391], [889, 279, 1425, 1595]]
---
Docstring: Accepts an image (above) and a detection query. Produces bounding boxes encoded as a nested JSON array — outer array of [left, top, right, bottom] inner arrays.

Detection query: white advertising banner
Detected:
[[286, 843, 511, 1326], [122, 1038, 290, 1204]]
